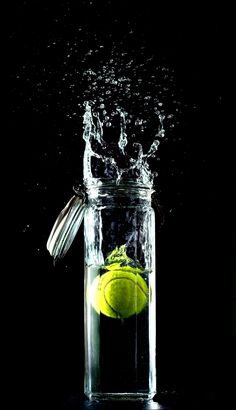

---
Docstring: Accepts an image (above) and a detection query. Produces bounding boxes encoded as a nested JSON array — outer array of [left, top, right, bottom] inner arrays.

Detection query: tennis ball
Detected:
[[89, 269, 148, 319]]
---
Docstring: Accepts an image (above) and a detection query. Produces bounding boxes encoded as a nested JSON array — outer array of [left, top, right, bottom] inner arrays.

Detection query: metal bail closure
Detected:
[[46, 187, 87, 260]]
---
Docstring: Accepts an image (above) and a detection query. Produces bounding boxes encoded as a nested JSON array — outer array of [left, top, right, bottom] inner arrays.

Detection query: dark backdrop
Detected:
[[8, 1, 229, 409]]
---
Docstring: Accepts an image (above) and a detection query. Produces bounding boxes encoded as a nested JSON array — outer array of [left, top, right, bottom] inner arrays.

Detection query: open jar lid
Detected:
[[46, 187, 86, 261]]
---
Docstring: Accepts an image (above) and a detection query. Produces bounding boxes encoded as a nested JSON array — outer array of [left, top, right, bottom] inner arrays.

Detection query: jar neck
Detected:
[[86, 181, 154, 207]]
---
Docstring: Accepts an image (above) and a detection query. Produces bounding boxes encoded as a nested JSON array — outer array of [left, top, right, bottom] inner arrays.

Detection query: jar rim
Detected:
[[84, 178, 154, 191]]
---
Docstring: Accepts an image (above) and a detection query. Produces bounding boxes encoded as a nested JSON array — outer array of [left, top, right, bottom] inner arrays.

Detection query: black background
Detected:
[[8, 1, 230, 409]]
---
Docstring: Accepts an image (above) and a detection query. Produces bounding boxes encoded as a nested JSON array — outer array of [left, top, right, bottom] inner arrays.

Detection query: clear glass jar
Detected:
[[84, 181, 156, 401]]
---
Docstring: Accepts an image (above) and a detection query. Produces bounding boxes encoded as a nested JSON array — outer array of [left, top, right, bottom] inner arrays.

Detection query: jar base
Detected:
[[85, 391, 156, 401]]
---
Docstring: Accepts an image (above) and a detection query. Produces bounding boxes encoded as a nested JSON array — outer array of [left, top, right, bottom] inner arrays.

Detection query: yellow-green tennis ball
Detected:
[[88, 273, 101, 314], [89, 270, 148, 319]]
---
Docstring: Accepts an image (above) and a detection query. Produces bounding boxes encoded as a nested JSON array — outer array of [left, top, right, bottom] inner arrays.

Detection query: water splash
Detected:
[[117, 108, 128, 155], [14, 22, 186, 188], [82, 101, 165, 187], [77, 48, 183, 187]]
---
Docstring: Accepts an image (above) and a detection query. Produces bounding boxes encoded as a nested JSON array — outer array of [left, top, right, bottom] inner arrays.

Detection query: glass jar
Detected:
[[84, 181, 156, 401]]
